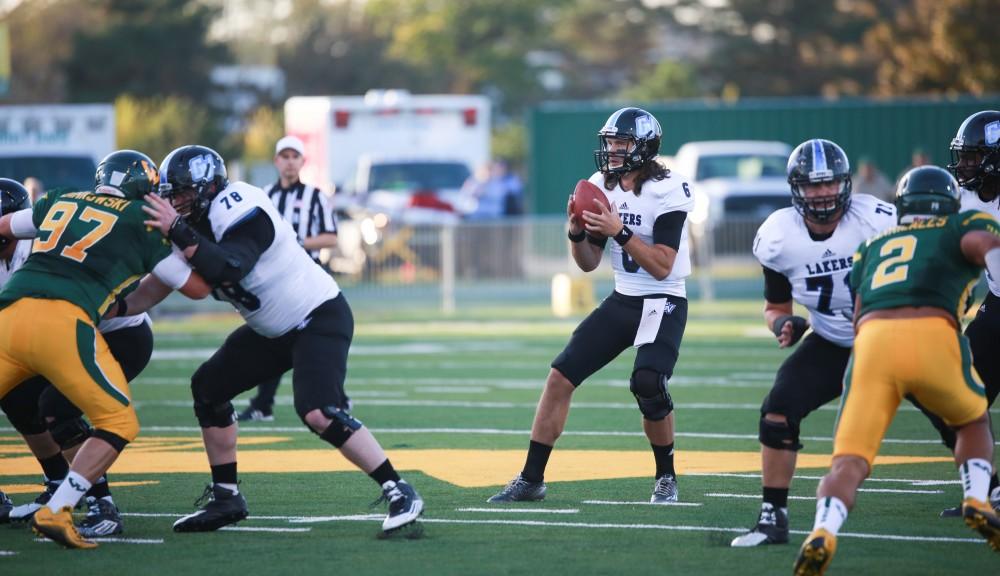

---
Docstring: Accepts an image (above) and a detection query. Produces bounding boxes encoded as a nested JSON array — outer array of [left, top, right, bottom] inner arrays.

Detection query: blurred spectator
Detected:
[[852, 157, 894, 203], [896, 148, 932, 183], [24, 177, 44, 202], [463, 161, 525, 220]]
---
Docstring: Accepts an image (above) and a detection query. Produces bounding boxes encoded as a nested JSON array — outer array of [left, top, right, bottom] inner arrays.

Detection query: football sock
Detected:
[[211, 462, 239, 494], [39, 453, 70, 482], [369, 459, 401, 486], [87, 475, 112, 500], [763, 486, 789, 511], [521, 440, 553, 483], [46, 471, 91, 513], [812, 496, 847, 535], [651, 443, 675, 478], [960, 458, 993, 502], [989, 472, 999, 494]]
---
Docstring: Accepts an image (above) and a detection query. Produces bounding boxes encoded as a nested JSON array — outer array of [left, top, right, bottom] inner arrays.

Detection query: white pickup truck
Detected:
[[667, 140, 792, 226]]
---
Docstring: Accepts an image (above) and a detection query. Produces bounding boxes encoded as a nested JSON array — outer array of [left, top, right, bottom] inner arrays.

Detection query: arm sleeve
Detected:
[[9, 208, 37, 237], [188, 209, 275, 285], [652, 211, 687, 250], [151, 250, 193, 290], [762, 266, 793, 303]]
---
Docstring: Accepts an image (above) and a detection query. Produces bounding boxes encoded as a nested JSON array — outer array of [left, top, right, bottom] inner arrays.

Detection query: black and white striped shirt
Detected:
[[265, 181, 337, 263]]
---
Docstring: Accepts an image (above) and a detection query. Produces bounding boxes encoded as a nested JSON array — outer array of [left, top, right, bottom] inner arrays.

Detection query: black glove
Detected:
[[168, 215, 200, 250], [772, 314, 808, 346]]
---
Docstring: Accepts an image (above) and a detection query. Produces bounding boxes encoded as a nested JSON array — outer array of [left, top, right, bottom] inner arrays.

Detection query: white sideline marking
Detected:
[[582, 500, 703, 507], [0, 425, 987, 447], [858, 488, 944, 494], [219, 526, 311, 533], [705, 493, 815, 501], [416, 387, 490, 394], [288, 514, 987, 544], [456, 507, 579, 514], [687, 472, 960, 485], [34, 537, 163, 545], [0, 550, 16, 556]]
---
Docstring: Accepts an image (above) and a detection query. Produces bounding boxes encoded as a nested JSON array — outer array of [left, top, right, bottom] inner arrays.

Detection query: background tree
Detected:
[[115, 95, 218, 165], [64, 0, 230, 102], [863, 0, 1000, 96]]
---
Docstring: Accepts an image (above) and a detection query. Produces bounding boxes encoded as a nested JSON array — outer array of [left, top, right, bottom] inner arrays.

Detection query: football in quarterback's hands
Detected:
[[572, 179, 611, 223]]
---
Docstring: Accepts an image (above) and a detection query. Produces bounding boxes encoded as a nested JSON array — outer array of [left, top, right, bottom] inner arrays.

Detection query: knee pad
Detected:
[[629, 369, 674, 421], [315, 406, 363, 448], [38, 385, 83, 422], [48, 416, 93, 451], [193, 397, 237, 428], [0, 381, 47, 435], [759, 417, 802, 451]]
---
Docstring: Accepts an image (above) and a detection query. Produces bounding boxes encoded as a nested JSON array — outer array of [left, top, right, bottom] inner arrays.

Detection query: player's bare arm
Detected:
[[961, 229, 1000, 267], [583, 200, 675, 280], [567, 194, 602, 272], [303, 232, 337, 250]]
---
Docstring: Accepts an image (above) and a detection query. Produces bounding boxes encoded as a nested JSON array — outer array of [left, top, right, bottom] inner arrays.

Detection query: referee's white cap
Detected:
[[275, 135, 305, 157]]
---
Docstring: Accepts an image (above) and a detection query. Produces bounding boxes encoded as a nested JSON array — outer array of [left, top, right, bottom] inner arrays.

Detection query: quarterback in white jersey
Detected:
[[732, 139, 956, 548], [490, 107, 693, 505], [132, 145, 423, 536], [947, 110, 1000, 513]]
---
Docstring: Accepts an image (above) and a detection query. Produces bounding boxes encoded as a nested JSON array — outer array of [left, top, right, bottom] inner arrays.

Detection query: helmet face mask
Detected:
[[947, 110, 1000, 200], [895, 165, 961, 222], [158, 145, 228, 223], [593, 107, 662, 175], [94, 150, 159, 200], [0, 178, 30, 252], [787, 139, 853, 224]]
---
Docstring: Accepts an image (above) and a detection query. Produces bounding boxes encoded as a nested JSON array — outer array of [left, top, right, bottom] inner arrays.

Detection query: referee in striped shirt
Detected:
[[238, 135, 339, 422]]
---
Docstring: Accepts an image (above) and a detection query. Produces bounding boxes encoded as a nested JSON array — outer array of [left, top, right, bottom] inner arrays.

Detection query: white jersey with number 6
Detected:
[[206, 181, 340, 338], [960, 187, 1000, 297], [586, 171, 695, 298], [753, 194, 896, 347]]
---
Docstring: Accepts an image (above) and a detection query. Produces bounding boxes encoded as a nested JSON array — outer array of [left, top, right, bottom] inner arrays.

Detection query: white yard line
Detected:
[[582, 500, 703, 507], [0, 550, 17, 556], [456, 507, 579, 514], [219, 526, 311, 533], [34, 537, 163, 545], [704, 493, 815, 501]]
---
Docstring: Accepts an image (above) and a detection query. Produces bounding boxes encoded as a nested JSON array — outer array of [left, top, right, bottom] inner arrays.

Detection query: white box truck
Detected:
[[284, 90, 490, 223], [0, 104, 115, 192]]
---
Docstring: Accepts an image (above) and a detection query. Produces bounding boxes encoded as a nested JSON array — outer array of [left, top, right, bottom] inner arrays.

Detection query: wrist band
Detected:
[[568, 229, 586, 243], [613, 225, 633, 246], [168, 215, 200, 250]]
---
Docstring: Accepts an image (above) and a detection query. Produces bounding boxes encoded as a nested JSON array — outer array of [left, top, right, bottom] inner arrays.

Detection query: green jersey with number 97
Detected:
[[851, 210, 1000, 323], [0, 188, 173, 323]]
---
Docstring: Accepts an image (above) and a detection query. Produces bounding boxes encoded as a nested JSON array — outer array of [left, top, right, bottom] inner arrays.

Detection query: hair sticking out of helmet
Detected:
[[786, 138, 853, 224], [947, 110, 1000, 201], [895, 165, 961, 223], [593, 107, 662, 175], [158, 145, 229, 223]]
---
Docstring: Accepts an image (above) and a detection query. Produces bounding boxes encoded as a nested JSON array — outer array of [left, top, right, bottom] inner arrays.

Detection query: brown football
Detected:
[[572, 179, 611, 223]]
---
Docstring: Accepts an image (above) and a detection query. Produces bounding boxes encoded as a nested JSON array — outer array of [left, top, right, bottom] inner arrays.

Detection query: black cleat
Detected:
[[650, 474, 679, 504], [173, 485, 248, 532], [0, 490, 12, 523], [374, 480, 424, 534], [731, 503, 789, 547], [77, 497, 124, 538], [487, 474, 546, 503], [237, 407, 274, 422]]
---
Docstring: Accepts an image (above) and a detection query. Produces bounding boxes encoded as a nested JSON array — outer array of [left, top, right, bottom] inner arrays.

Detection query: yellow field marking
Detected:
[[1, 480, 160, 494], [0, 438, 952, 488]]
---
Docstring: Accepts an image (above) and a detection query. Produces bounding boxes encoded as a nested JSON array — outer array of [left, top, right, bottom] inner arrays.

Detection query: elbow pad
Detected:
[[772, 314, 808, 345], [188, 241, 247, 285]]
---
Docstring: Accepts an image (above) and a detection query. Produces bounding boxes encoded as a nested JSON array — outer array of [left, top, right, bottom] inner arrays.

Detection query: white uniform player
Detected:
[[490, 107, 692, 506], [753, 193, 896, 347], [204, 181, 338, 337], [586, 171, 693, 297], [145, 145, 423, 536]]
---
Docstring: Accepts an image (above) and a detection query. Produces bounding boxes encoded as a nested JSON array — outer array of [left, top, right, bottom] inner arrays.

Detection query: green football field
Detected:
[[1, 301, 998, 575]]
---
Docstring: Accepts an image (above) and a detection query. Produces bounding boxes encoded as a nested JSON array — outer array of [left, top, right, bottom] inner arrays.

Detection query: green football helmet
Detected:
[[894, 165, 961, 221], [95, 150, 160, 200]]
